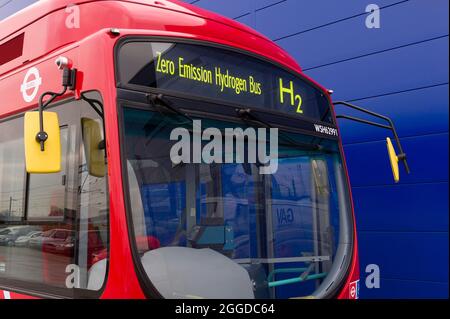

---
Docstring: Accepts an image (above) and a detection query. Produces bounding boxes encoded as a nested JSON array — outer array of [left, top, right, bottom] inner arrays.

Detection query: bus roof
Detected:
[[0, 0, 301, 75]]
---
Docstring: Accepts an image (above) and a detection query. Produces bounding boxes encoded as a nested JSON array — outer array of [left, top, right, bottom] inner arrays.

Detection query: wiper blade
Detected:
[[148, 93, 193, 122], [235, 108, 323, 152]]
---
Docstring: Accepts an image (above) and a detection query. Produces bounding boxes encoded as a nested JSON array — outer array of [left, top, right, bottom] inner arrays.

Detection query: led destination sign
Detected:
[[156, 52, 263, 97], [118, 41, 333, 124]]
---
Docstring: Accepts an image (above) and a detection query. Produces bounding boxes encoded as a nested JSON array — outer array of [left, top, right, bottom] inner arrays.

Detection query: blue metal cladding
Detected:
[[186, 0, 449, 298]]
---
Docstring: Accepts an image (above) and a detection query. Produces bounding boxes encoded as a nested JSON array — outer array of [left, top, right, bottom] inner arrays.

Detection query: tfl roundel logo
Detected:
[[349, 280, 360, 299], [20, 67, 42, 103]]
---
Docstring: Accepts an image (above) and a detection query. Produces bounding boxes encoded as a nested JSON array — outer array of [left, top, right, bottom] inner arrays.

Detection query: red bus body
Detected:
[[0, 0, 359, 299]]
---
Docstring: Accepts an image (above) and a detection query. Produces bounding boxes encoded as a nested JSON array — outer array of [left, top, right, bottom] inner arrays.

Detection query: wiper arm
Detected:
[[235, 108, 323, 152], [148, 93, 193, 123]]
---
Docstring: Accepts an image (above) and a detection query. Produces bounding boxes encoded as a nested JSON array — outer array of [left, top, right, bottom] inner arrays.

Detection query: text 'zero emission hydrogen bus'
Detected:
[[0, 0, 409, 299]]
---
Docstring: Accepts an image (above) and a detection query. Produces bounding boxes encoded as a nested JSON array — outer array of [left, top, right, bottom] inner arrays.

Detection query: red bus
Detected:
[[0, 0, 408, 299]]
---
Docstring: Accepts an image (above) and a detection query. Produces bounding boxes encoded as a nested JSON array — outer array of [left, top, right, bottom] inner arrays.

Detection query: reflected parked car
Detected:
[[14, 231, 43, 247], [43, 235, 75, 256], [41, 229, 75, 253], [29, 229, 57, 249], [0, 226, 40, 246]]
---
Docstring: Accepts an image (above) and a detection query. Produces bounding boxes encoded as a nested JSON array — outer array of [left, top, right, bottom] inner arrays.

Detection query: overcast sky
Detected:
[[0, 0, 38, 21]]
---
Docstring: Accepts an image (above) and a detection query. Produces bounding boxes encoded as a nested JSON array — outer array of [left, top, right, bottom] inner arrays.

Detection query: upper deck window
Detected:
[[0, 33, 24, 66]]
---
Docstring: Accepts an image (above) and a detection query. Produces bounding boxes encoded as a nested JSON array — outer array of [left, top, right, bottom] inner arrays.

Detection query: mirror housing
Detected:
[[386, 137, 400, 183], [81, 118, 106, 177], [24, 111, 61, 173]]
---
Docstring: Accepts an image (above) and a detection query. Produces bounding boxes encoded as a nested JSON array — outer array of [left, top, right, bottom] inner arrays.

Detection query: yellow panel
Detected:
[[24, 111, 61, 174], [386, 137, 400, 183]]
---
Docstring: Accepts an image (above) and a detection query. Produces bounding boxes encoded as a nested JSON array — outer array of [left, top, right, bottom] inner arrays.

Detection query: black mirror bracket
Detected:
[[334, 101, 410, 175], [36, 67, 77, 151]]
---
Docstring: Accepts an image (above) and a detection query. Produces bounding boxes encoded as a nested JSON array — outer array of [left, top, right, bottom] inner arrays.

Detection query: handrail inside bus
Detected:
[[268, 269, 328, 288]]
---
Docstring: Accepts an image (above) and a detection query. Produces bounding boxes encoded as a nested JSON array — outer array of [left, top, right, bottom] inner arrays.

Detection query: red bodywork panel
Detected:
[[0, 0, 359, 299]]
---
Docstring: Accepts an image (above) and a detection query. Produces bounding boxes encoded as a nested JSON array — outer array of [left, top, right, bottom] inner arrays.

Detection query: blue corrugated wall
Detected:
[[185, 0, 449, 298]]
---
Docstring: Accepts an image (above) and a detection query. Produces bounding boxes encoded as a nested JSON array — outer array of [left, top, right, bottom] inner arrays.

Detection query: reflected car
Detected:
[[41, 229, 75, 253], [43, 235, 75, 256], [14, 231, 43, 247], [0, 226, 40, 246], [28, 229, 57, 249]]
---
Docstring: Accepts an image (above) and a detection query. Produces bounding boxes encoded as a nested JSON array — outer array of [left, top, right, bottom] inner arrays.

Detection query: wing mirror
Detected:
[[23, 60, 76, 174], [386, 137, 405, 183], [81, 118, 106, 177], [24, 111, 61, 173]]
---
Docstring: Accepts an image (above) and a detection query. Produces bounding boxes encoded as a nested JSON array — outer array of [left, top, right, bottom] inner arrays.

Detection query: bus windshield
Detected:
[[119, 104, 353, 299], [116, 39, 353, 299]]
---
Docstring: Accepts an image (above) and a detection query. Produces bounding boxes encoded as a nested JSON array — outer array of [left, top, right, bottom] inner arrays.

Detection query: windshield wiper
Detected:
[[148, 93, 193, 123], [235, 108, 323, 152], [145, 96, 326, 154]]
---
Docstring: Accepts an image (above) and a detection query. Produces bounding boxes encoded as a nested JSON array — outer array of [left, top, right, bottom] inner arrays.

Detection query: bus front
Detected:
[[115, 39, 358, 299]]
